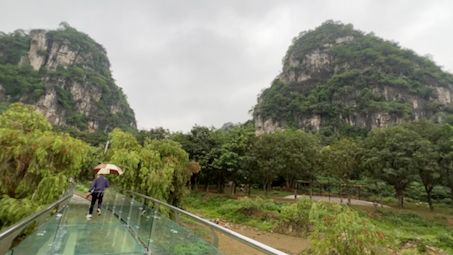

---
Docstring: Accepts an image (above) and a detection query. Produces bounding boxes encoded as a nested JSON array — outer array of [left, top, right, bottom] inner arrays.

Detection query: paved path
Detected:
[[283, 194, 389, 208]]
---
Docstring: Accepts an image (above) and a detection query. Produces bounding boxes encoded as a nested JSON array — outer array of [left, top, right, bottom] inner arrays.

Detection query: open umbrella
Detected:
[[92, 163, 124, 175]]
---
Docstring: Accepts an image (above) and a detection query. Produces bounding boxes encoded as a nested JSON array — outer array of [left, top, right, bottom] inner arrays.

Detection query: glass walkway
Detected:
[[6, 194, 146, 255], [1, 189, 287, 255]]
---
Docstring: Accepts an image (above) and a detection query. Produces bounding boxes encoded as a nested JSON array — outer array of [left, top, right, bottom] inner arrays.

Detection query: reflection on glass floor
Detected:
[[8, 196, 146, 255], [7, 192, 227, 255]]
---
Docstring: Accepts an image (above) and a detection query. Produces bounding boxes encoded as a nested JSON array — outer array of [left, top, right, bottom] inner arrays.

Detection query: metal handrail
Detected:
[[0, 187, 75, 255], [117, 188, 288, 255]]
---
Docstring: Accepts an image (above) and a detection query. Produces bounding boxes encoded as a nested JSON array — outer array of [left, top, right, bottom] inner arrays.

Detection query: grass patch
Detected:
[[182, 192, 286, 231], [353, 204, 453, 253], [184, 191, 453, 253]]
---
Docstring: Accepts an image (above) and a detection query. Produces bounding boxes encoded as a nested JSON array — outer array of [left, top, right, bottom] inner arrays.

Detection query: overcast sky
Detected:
[[1, 0, 452, 132]]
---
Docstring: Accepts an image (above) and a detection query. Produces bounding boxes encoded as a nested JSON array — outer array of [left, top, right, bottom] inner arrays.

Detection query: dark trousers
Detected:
[[89, 191, 104, 215]]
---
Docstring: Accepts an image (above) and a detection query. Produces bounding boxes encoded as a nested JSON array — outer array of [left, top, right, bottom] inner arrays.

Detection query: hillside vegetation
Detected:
[[253, 21, 453, 141], [0, 23, 136, 132]]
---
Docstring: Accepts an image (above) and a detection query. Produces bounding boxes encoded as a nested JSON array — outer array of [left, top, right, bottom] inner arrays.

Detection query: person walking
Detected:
[[86, 173, 109, 218]]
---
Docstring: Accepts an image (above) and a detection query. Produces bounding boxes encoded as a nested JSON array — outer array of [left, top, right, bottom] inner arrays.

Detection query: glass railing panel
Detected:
[[103, 190, 117, 211], [7, 207, 65, 255], [115, 192, 128, 221], [135, 203, 154, 247], [127, 196, 143, 235], [121, 195, 134, 226], [149, 211, 226, 255]]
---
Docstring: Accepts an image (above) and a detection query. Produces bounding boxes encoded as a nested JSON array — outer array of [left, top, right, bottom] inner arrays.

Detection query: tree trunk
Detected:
[[205, 176, 210, 192], [450, 185, 453, 208], [396, 187, 404, 208], [231, 182, 235, 196], [265, 181, 269, 197], [217, 178, 220, 193], [347, 183, 351, 205], [424, 185, 434, 212], [427, 190, 434, 212], [375, 182, 383, 208], [194, 173, 198, 191], [219, 179, 225, 194]]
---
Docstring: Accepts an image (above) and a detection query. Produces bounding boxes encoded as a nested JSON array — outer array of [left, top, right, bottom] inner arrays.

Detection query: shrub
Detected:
[[280, 196, 312, 222], [308, 201, 389, 254], [237, 196, 279, 212], [439, 198, 451, 205], [275, 196, 312, 236]]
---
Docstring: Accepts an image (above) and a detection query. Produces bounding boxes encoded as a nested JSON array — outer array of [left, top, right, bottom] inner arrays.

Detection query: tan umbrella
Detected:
[[92, 163, 124, 175]]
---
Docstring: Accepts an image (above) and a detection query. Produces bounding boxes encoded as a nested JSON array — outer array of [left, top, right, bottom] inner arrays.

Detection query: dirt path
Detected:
[[283, 194, 389, 208], [216, 224, 310, 255]]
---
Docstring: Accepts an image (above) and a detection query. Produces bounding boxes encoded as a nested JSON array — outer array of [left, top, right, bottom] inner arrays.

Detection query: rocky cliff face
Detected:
[[0, 24, 136, 132], [253, 21, 453, 136]]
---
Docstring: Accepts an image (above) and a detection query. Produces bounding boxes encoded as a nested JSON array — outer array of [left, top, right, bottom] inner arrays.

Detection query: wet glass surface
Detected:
[[8, 191, 228, 255], [8, 196, 146, 255]]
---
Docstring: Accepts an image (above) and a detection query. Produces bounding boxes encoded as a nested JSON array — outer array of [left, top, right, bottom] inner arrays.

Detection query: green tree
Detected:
[[322, 138, 362, 204], [172, 126, 221, 192], [136, 127, 170, 145], [442, 126, 453, 206], [275, 129, 320, 190], [403, 120, 445, 211], [247, 133, 283, 196], [212, 125, 255, 194], [362, 125, 425, 208]]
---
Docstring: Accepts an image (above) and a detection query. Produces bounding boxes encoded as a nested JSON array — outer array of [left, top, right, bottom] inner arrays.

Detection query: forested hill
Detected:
[[253, 20, 453, 138], [0, 22, 136, 132]]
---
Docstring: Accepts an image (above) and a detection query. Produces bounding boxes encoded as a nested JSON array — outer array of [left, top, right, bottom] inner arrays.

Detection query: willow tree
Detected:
[[105, 128, 191, 206], [0, 103, 91, 228]]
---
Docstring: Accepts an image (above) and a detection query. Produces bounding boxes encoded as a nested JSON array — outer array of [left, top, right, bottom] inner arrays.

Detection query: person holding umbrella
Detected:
[[87, 164, 123, 218]]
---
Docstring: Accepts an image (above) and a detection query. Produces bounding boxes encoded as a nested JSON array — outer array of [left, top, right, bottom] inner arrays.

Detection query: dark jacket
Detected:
[[88, 176, 110, 193]]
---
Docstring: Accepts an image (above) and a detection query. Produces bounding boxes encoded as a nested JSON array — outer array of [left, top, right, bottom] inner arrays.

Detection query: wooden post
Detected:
[[294, 182, 297, 199]]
